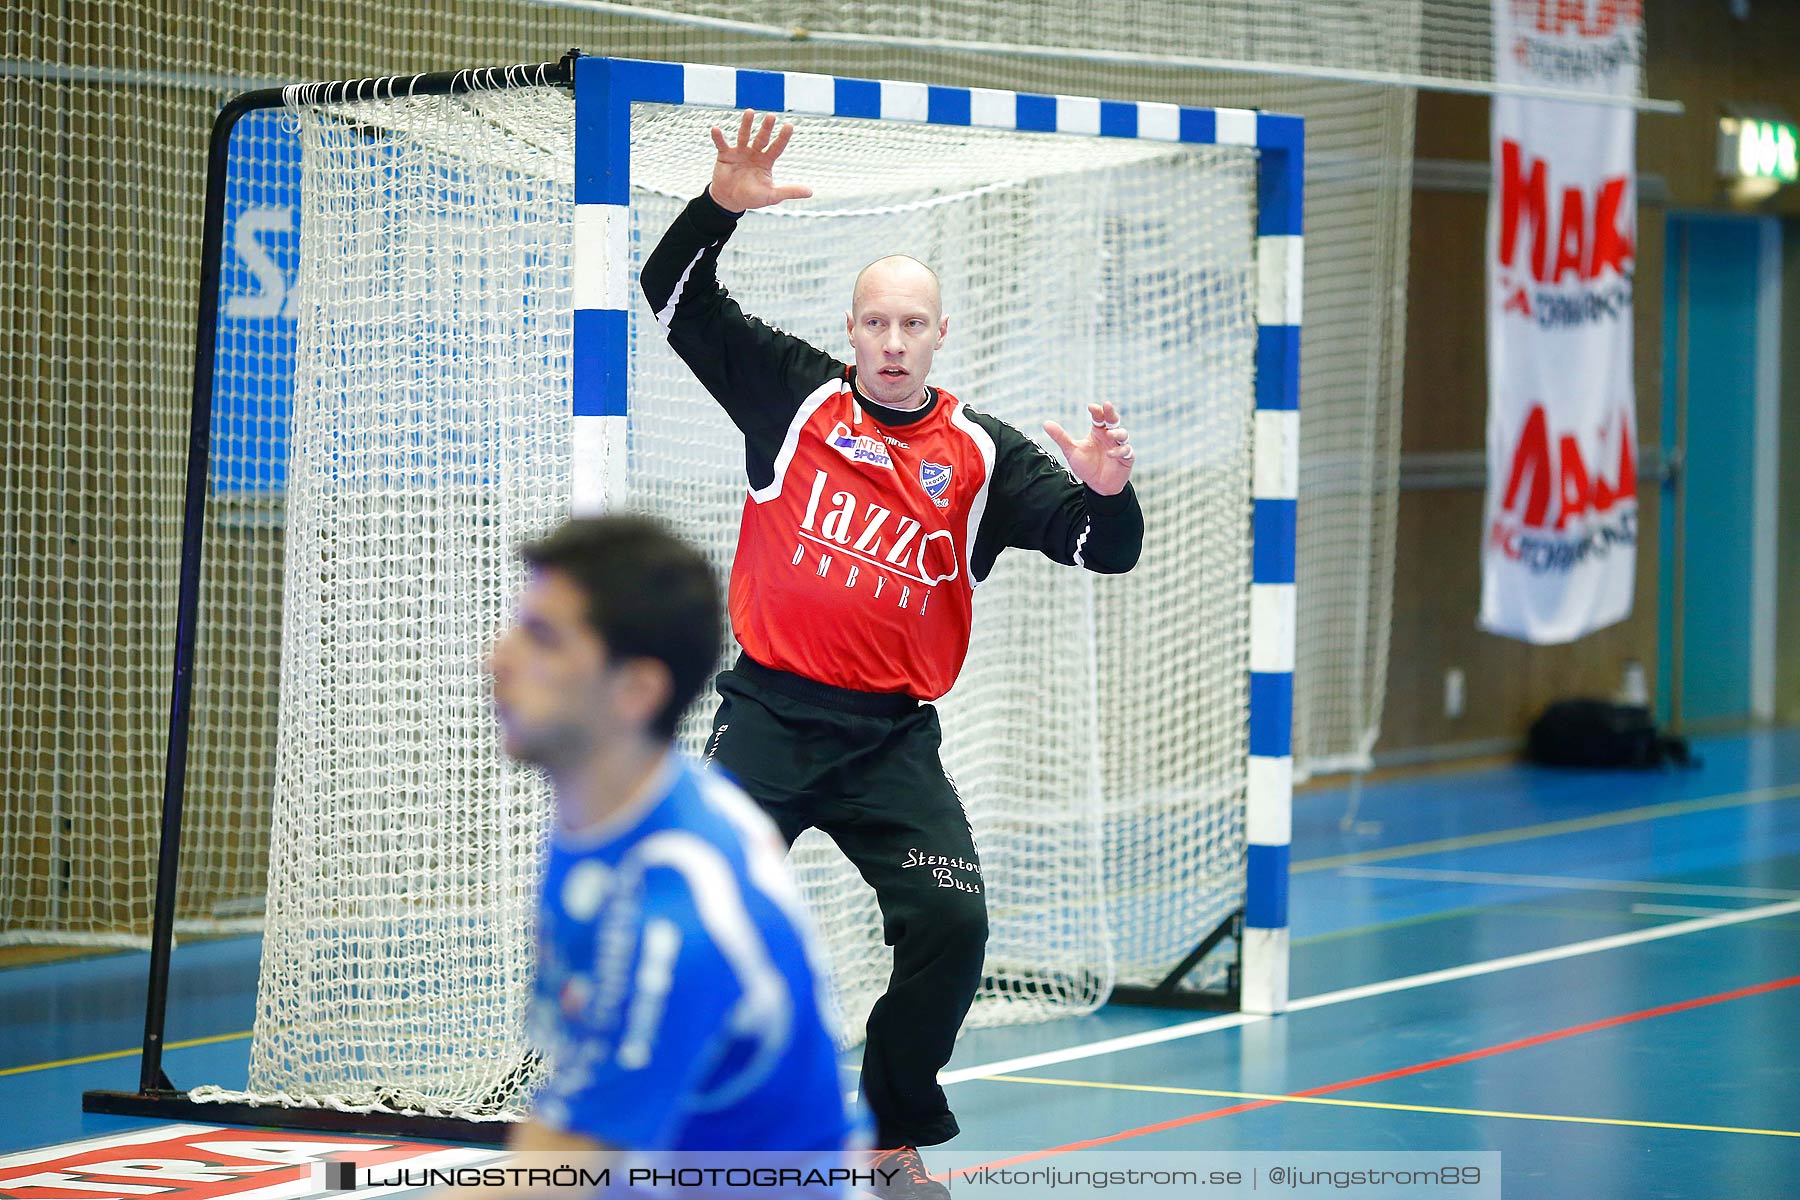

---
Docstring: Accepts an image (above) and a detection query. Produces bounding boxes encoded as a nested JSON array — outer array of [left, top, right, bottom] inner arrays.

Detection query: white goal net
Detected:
[[194, 79, 1260, 1119]]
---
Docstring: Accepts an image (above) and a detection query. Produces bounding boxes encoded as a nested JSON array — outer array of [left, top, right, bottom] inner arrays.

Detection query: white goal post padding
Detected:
[[192, 61, 1297, 1120]]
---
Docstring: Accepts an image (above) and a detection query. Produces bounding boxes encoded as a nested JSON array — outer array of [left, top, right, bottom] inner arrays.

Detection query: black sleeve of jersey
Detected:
[[964, 408, 1145, 582], [639, 190, 846, 490]]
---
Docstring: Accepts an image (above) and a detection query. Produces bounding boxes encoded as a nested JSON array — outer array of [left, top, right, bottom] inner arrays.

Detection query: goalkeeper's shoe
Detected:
[[865, 1146, 951, 1199]]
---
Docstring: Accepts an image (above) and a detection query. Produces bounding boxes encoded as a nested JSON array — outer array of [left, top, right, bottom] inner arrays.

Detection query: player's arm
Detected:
[[967, 401, 1144, 580], [639, 112, 841, 488]]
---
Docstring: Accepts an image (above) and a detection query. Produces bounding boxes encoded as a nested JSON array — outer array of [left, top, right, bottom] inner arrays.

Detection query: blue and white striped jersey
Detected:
[[530, 756, 863, 1178]]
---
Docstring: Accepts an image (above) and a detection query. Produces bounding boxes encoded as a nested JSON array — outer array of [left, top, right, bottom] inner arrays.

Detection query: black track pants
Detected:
[[706, 656, 987, 1148]]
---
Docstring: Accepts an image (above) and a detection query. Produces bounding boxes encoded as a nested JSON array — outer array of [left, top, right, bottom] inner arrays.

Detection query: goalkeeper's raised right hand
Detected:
[[708, 109, 814, 214]]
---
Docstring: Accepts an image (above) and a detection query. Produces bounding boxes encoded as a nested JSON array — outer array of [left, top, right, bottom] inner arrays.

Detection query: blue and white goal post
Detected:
[[573, 55, 1300, 1016]]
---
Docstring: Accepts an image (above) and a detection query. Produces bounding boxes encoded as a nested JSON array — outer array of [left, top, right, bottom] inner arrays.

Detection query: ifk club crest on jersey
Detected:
[[920, 459, 952, 507]]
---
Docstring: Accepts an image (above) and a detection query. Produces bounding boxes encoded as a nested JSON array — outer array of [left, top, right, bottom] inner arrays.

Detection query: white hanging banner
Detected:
[[1482, 0, 1642, 643]]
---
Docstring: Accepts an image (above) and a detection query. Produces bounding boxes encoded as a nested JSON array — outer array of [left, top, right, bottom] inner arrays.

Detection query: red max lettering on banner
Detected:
[[1510, 0, 1641, 36], [1556, 434, 1593, 528], [1501, 404, 1637, 531], [1498, 142, 1634, 284]]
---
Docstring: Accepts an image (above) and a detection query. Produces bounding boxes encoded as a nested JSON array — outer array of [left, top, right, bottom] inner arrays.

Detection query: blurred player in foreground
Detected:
[[440, 515, 869, 1199]]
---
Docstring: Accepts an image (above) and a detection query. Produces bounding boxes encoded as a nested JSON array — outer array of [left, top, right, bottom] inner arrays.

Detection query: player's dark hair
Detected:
[[520, 515, 721, 742]]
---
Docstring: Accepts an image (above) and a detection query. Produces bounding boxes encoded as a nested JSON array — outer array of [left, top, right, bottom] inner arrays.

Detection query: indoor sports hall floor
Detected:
[[5, 726, 1798, 1197]]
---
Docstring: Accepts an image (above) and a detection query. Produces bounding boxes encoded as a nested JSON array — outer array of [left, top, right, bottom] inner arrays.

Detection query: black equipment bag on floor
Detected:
[[1526, 700, 1695, 769]]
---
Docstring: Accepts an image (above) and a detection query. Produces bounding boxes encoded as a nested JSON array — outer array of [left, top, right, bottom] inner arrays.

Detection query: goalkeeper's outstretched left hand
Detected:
[[708, 110, 814, 214], [1043, 401, 1135, 496]]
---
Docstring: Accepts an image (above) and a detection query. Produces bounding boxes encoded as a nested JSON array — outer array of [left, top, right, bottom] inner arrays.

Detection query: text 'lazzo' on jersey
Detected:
[[793, 468, 961, 613]]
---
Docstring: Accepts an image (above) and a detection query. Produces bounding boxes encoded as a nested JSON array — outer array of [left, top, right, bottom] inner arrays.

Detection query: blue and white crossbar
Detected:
[[571, 55, 1301, 1016]]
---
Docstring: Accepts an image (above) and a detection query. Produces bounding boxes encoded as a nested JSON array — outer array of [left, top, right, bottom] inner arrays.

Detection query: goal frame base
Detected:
[[81, 1087, 511, 1145], [1108, 907, 1243, 1011]]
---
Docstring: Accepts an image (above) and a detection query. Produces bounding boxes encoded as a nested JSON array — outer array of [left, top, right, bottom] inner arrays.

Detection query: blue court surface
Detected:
[[4, 727, 1798, 1198]]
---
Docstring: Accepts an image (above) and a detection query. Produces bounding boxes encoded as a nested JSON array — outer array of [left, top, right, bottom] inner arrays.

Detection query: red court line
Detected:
[[962, 973, 1800, 1171]]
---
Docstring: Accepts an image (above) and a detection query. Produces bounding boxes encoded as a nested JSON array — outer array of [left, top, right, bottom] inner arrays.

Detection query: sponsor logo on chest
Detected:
[[826, 420, 894, 470]]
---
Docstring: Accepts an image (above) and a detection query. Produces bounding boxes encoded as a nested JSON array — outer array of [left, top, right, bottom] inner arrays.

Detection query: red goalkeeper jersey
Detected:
[[640, 192, 1144, 701]]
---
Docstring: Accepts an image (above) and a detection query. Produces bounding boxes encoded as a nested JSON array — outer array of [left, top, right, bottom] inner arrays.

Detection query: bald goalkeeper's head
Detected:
[[845, 255, 947, 413]]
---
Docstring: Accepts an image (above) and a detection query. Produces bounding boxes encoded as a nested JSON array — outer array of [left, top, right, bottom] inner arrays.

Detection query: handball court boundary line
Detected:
[[1292, 780, 1800, 875], [980, 1074, 1800, 1140], [7, 786, 1797, 1082], [949, 971, 1800, 1174], [939, 897, 1800, 1085], [12, 876, 1798, 1085]]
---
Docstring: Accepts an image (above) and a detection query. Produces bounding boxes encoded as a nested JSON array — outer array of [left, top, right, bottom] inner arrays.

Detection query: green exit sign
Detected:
[[1719, 117, 1799, 184]]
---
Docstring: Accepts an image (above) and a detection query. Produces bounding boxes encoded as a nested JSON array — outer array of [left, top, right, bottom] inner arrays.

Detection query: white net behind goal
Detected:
[[204, 83, 1257, 1119], [215, 89, 577, 1115]]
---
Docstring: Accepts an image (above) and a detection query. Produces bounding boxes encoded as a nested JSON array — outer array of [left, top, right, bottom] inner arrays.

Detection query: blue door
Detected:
[[1659, 215, 1779, 728]]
